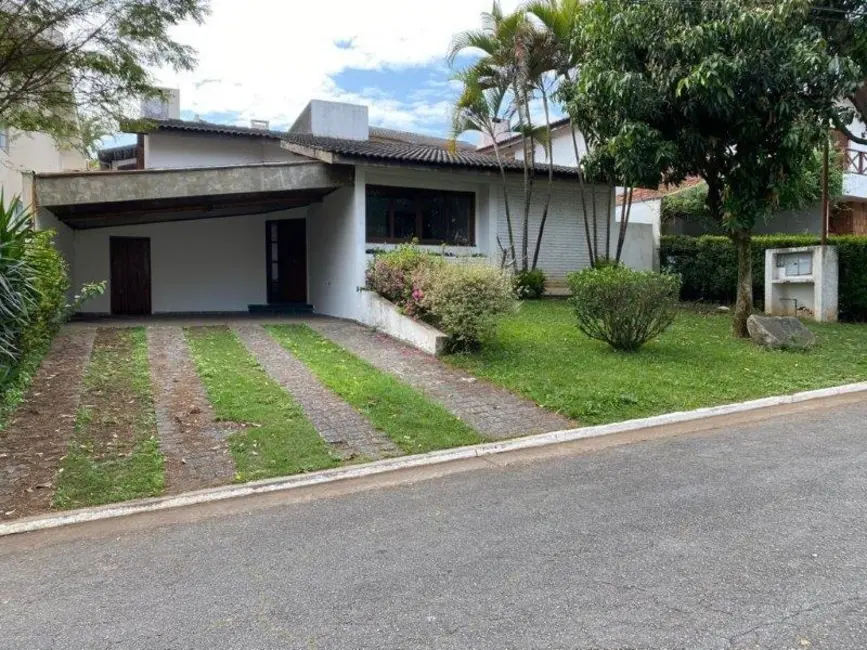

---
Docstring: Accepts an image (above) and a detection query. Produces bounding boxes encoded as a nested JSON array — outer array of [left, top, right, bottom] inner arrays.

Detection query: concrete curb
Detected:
[[3, 381, 866, 537]]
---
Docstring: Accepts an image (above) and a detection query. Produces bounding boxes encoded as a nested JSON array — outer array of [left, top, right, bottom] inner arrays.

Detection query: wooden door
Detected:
[[266, 220, 307, 303], [110, 237, 152, 315]]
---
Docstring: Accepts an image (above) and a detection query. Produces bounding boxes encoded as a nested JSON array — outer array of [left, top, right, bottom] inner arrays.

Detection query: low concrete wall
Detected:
[[358, 291, 448, 356]]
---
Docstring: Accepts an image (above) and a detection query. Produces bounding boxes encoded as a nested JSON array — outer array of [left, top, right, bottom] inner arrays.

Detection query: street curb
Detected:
[[3, 381, 866, 537]]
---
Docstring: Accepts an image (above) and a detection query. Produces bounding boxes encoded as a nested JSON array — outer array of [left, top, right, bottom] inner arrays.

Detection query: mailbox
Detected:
[[764, 246, 838, 322]]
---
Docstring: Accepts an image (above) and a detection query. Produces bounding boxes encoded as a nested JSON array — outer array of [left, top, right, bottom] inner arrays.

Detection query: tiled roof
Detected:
[[281, 132, 582, 178], [125, 118, 474, 150]]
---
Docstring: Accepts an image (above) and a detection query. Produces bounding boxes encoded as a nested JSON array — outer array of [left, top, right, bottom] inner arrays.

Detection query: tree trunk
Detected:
[[616, 187, 634, 262], [604, 182, 613, 259], [532, 90, 555, 271], [569, 122, 595, 266], [491, 138, 517, 272], [732, 229, 753, 338]]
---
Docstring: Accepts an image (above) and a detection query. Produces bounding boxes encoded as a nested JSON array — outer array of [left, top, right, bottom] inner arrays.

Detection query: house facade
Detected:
[[32, 97, 649, 321], [1, 127, 87, 203]]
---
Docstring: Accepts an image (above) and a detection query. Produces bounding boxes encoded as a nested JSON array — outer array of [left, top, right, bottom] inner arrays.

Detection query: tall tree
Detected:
[[0, 0, 208, 152], [564, 0, 859, 337]]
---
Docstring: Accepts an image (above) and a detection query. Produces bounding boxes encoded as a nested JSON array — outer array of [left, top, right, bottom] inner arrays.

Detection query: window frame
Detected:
[[365, 184, 476, 247]]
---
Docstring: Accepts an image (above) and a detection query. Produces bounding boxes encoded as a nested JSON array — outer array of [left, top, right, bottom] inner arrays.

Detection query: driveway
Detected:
[[1, 402, 866, 649]]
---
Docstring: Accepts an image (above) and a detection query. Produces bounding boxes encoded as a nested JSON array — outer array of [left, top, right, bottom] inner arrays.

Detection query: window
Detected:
[[366, 185, 475, 246]]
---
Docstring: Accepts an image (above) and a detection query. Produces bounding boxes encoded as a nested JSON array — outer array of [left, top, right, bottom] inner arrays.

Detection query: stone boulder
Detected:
[[747, 315, 817, 350]]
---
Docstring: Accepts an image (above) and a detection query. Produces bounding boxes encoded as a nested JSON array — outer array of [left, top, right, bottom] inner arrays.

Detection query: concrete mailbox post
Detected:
[[764, 245, 838, 322]]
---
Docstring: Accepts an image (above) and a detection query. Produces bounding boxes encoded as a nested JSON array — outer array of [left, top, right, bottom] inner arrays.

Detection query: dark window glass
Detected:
[[365, 185, 475, 246]]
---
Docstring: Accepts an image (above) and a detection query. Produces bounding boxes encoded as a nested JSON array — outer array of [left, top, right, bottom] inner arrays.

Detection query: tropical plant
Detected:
[[513, 269, 547, 299], [567, 266, 681, 351], [0, 194, 36, 369]]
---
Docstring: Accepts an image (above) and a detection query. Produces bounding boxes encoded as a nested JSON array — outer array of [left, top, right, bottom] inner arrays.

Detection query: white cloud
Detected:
[[155, 0, 522, 134]]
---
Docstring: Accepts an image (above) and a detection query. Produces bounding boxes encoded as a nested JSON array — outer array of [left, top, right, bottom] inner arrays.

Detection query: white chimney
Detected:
[[477, 118, 513, 150], [290, 99, 368, 141], [141, 88, 181, 120], [250, 119, 270, 130]]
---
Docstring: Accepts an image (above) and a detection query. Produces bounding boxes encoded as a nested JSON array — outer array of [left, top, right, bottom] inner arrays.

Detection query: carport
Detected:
[[33, 161, 357, 316]]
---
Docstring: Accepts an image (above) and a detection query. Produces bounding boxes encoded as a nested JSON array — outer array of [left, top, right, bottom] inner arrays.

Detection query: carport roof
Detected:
[[35, 161, 353, 229]]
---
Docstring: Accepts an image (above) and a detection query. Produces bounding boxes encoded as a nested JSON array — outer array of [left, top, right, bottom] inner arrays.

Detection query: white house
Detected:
[[31, 97, 651, 321], [1, 126, 87, 203]]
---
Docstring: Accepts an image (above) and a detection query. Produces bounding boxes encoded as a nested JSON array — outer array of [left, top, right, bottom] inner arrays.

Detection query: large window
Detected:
[[366, 185, 475, 246]]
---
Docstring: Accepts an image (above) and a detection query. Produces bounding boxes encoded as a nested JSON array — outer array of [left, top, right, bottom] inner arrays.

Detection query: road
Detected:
[[2, 401, 867, 649]]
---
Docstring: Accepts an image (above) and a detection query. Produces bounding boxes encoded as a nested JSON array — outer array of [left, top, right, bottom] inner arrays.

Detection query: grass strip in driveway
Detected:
[[185, 326, 339, 482], [54, 328, 164, 510], [266, 325, 483, 454]]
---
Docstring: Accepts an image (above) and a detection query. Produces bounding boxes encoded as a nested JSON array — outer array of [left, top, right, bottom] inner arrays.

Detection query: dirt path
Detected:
[[309, 319, 574, 439], [0, 327, 95, 519], [234, 324, 402, 461], [147, 326, 236, 493]]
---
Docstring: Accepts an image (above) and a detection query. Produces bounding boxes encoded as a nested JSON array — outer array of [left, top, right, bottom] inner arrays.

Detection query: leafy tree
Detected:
[[563, 0, 860, 337], [0, 0, 208, 152]]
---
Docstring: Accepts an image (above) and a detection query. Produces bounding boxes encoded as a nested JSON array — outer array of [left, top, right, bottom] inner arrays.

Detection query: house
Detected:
[[31, 95, 653, 321], [0, 125, 87, 203]]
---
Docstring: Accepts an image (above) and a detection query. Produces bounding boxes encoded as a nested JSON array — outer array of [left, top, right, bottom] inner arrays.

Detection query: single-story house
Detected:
[[31, 98, 654, 321]]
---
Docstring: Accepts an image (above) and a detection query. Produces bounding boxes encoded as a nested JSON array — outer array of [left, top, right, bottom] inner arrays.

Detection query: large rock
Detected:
[[747, 315, 817, 350]]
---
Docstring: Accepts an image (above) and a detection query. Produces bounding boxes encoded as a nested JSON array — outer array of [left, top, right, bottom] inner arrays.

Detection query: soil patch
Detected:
[[0, 328, 95, 519]]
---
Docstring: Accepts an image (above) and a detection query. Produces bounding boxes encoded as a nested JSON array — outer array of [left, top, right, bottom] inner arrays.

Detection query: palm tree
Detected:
[[525, 0, 598, 265], [451, 76, 518, 271]]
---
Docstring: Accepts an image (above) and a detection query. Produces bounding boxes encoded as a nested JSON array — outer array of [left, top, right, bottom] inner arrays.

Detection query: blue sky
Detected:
[[103, 0, 535, 150]]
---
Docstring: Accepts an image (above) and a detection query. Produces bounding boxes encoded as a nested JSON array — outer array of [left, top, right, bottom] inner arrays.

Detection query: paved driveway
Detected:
[[1, 402, 867, 649]]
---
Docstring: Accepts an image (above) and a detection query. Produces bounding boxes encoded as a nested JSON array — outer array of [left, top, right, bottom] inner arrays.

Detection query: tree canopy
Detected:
[[0, 0, 208, 152]]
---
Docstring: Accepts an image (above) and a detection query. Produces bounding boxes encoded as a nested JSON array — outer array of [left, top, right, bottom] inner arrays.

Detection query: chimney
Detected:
[[141, 88, 181, 120], [250, 119, 270, 130], [477, 118, 512, 150], [290, 99, 369, 141]]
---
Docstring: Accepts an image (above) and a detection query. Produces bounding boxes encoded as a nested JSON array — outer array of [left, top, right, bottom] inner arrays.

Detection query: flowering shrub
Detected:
[[366, 246, 515, 350]]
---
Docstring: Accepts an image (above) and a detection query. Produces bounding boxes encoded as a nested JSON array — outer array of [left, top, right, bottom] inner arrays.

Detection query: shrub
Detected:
[[567, 267, 681, 351], [660, 234, 867, 321], [592, 257, 624, 270], [416, 262, 516, 351], [365, 244, 442, 312], [513, 269, 546, 300]]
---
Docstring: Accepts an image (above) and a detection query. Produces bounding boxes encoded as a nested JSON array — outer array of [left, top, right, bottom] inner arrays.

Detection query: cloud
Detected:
[[154, 0, 522, 135]]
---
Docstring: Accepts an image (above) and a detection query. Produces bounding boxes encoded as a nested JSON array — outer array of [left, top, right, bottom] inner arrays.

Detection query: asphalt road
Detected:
[[2, 402, 867, 650]]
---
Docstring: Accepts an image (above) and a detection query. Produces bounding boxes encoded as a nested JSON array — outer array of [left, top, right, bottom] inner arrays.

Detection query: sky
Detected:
[[102, 0, 528, 149]]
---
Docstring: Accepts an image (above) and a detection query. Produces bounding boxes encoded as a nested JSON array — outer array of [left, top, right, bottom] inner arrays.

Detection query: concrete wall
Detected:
[[617, 198, 661, 247], [504, 126, 588, 168], [308, 175, 367, 320], [1, 130, 86, 202], [72, 208, 308, 314], [144, 132, 303, 169]]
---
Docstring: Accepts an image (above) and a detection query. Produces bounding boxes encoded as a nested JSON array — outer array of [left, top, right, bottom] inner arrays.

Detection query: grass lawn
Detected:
[[185, 326, 339, 482], [267, 325, 482, 454], [54, 328, 164, 509], [446, 300, 867, 426]]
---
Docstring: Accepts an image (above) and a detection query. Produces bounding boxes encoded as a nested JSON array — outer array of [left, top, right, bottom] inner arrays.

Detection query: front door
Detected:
[[266, 220, 307, 303], [110, 237, 152, 315]]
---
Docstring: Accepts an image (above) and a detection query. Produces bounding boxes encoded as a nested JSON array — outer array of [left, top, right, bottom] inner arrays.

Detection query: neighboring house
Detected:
[[31, 95, 651, 321], [0, 126, 87, 203]]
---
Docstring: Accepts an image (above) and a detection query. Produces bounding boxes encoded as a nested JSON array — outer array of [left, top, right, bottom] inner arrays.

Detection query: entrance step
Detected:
[[248, 303, 313, 315]]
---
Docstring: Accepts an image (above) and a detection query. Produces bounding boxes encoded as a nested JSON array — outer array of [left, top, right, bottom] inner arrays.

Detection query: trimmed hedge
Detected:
[[660, 235, 867, 321]]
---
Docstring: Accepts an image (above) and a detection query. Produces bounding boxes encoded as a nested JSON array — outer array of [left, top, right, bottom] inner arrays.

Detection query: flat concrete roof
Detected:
[[35, 161, 353, 208]]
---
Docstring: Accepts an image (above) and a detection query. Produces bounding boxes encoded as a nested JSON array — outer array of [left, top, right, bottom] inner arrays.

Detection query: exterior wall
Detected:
[[503, 126, 588, 167], [612, 222, 657, 271], [617, 198, 661, 247], [754, 203, 823, 235], [72, 208, 308, 314], [144, 132, 304, 169], [308, 175, 367, 321], [502, 179, 614, 281], [0, 130, 86, 202]]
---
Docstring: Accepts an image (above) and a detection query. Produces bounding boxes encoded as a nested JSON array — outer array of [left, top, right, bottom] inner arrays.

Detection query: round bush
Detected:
[[567, 267, 681, 351], [513, 269, 547, 300]]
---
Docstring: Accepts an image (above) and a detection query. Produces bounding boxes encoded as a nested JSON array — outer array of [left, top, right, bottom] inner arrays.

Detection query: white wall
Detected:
[[506, 126, 588, 167], [144, 132, 304, 169], [1, 130, 86, 202], [308, 176, 367, 321], [73, 208, 308, 314], [616, 198, 661, 247]]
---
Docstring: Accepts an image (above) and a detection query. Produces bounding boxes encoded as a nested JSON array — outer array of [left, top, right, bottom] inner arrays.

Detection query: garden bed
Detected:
[[446, 300, 867, 425]]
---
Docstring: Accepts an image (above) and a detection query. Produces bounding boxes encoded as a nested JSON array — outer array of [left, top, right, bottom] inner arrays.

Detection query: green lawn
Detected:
[[185, 326, 339, 482], [267, 325, 482, 454], [446, 300, 867, 425], [54, 328, 164, 509]]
